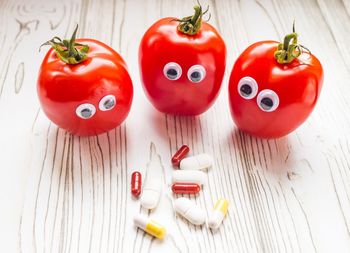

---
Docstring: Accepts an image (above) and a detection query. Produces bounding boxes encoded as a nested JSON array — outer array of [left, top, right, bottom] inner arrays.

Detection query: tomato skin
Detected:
[[37, 39, 133, 136], [139, 17, 226, 116], [229, 41, 323, 139]]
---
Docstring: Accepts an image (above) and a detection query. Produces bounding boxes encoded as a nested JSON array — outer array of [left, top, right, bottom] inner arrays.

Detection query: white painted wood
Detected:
[[0, 0, 349, 252]]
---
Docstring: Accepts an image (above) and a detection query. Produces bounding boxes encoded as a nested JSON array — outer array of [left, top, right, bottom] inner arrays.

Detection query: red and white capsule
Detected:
[[171, 145, 190, 167], [171, 183, 201, 195], [131, 171, 142, 197]]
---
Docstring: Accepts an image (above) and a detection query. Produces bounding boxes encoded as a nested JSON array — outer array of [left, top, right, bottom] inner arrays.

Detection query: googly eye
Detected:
[[99, 94, 116, 111], [187, 65, 206, 83], [76, 103, 96, 119], [257, 89, 279, 112], [163, 62, 182, 81], [237, 76, 258, 99]]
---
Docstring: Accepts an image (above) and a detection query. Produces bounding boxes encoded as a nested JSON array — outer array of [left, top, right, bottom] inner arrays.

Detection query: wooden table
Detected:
[[1, 0, 349, 252]]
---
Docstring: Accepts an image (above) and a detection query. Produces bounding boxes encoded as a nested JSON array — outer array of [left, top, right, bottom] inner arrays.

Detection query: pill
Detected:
[[208, 198, 229, 229], [131, 171, 142, 197], [174, 197, 206, 225], [179, 153, 213, 171], [141, 170, 161, 209], [172, 170, 206, 185], [133, 214, 166, 239], [171, 183, 201, 194], [171, 145, 190, 167]]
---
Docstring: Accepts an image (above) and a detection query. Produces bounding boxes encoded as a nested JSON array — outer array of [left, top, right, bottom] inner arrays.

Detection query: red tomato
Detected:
[[229, 39, 323, 139], [139, 5, 226, 115], [37, 31, 133, 136]]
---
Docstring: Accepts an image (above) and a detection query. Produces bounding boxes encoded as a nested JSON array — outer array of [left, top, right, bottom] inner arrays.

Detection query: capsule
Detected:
[[171, 145, 190, 167], [171, 183, 200, 194], [172, 170, 206, 185], [131, 171, 142, 197], [208, 198, 229, 229], [134, 214, 166, 239], [141, 169, 161, 209], [174, 197, 206, 225], [179, 153, 213, 171]]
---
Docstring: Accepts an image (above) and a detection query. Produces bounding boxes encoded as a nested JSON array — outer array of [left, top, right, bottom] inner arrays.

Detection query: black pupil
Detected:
[[240, 84, 252, 97], [167, 68, 178, 79], [191, 71, 202, 82], [261, 97, 274, 110], [81, 108, 92, 118], [104, 99, 115, 109]]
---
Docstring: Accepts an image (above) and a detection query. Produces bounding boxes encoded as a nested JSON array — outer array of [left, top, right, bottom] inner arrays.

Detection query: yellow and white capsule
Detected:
[[208, 198, 229, 229], [133, 214, 166, 239]]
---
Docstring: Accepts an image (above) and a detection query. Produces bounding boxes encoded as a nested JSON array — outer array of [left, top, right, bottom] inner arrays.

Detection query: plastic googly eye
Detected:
[[187, 65, 206, 83], [76, 103, 96, 119], [99, 95, 116, 111], [237, 76, 258, 99], [257, 89, 279, 112], [163, 62, 182, 81]]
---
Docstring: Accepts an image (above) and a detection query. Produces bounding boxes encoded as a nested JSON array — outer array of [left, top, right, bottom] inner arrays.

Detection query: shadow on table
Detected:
[[148, 108, 205, 145], [224, 127, 295, 177], [144, 108, 297, 177]]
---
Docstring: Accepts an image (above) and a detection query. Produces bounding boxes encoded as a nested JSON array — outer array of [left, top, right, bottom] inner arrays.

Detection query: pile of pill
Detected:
[[131, 145, 229, 239]]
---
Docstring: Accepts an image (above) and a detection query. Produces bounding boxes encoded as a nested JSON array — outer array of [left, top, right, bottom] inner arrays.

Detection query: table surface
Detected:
[[1, 0, 350, 252]]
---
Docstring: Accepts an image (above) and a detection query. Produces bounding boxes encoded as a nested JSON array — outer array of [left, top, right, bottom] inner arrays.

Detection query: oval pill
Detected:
[[172, 170, 206, 185], [171, 183, 200, 194], [174, 197, 206, 225], [140, 172, 161, 209], [208, 198, 229, 229], [172, 145, 190, 167], [134, 214, 166, 239], [179, 153, 213, 170], [131, 171, 142, 197]]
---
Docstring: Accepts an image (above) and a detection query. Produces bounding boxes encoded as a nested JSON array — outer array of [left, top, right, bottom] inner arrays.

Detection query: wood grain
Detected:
[[0, 0, 349, 252]]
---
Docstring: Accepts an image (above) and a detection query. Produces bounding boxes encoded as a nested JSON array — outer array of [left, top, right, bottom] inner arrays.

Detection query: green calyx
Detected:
[[175, 1, 211, 36], [40, 25, 89, 64], [274, 22, 310, 64]]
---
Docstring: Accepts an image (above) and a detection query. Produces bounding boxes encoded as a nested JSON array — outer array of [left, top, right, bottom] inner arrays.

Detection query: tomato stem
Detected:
[[274, 21, 311, 64], [39, 25, 89, 64], [175, 0, 210, 35]]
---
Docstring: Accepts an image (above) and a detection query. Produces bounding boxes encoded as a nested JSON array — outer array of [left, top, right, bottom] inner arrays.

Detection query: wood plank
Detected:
[[0, 0, 349, 252]]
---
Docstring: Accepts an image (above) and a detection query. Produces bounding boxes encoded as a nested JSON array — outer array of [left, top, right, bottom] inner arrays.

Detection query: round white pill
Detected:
[[172, 170, 206, 185], [179, 153, 213, 170], [174, 197, 206, 225]]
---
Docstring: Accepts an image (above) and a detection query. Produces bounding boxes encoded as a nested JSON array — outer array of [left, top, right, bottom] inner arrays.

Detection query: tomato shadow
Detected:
[[31, 119, 138, 231], [59, 124, 132, 189], [148, 108, 205, 150], [225, 127, 295, 177]]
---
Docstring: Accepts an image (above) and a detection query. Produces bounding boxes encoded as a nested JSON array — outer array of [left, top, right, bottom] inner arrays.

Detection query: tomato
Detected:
[[229, 28, 323, 139], [37, 26, 133, 136], [139, 4, 226, 115]]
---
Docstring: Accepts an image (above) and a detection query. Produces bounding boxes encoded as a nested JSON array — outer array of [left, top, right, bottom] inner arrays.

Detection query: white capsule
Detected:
[[208, 199, 229, 230], [174, 197, 206, 225], [141, 171, 161, 209], [179, 153, 213, 171], [172, 170, 206, 185]]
